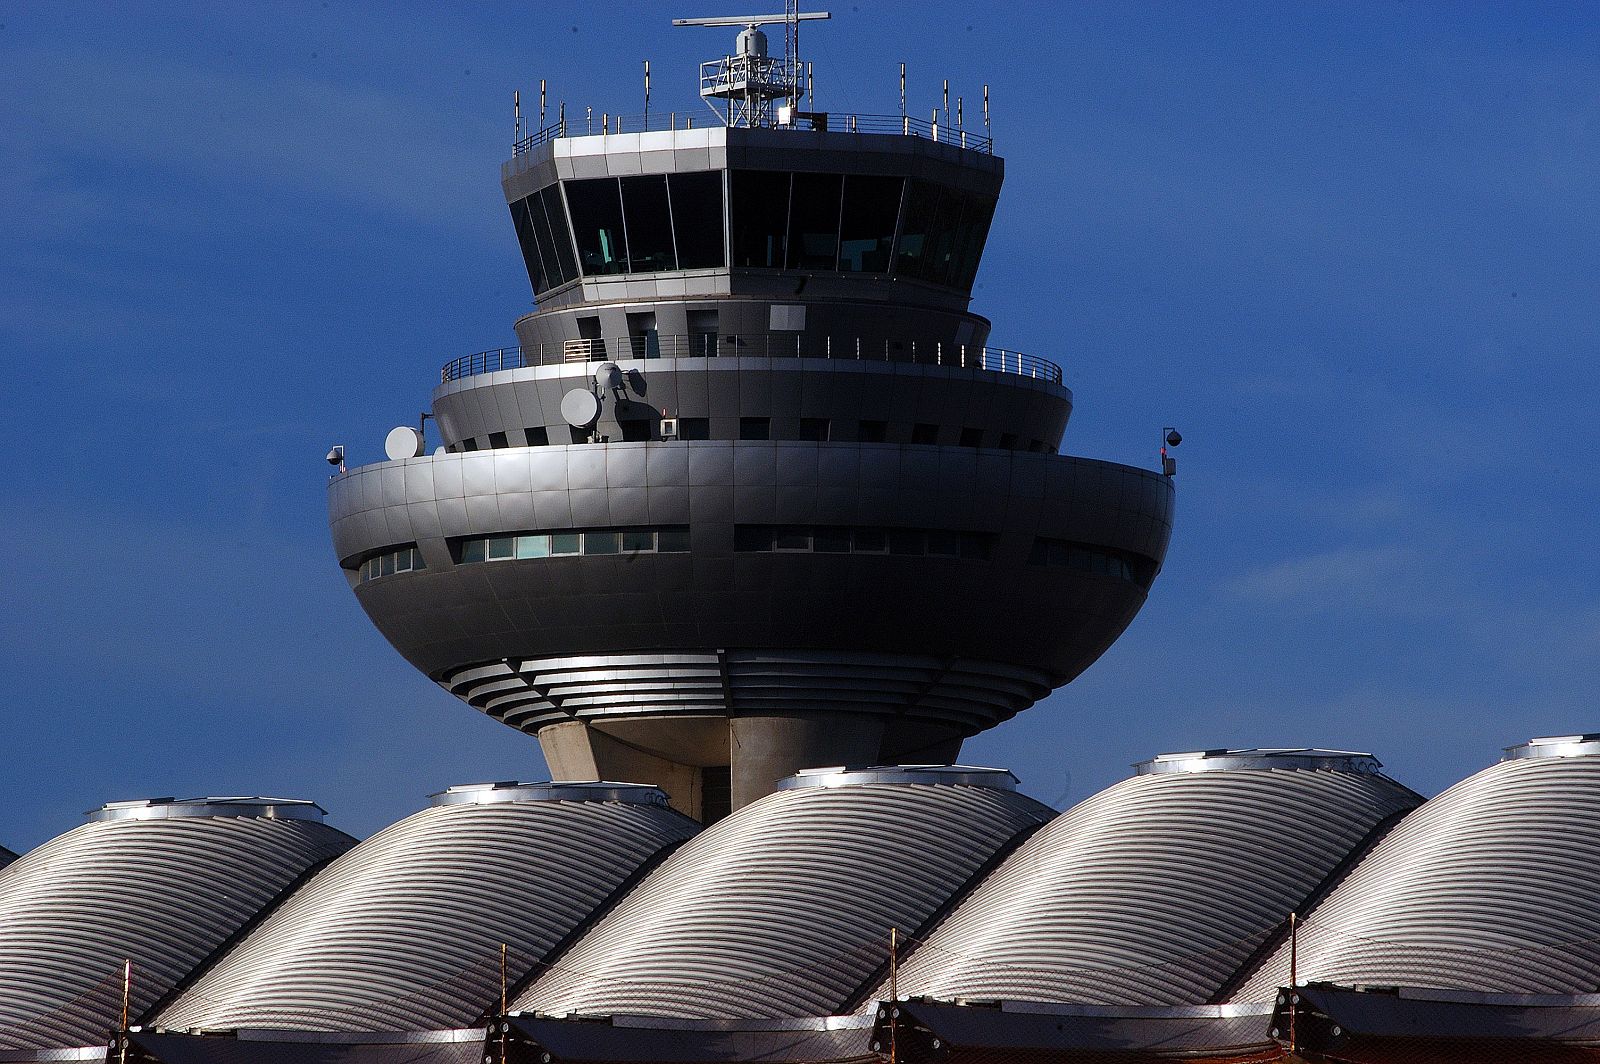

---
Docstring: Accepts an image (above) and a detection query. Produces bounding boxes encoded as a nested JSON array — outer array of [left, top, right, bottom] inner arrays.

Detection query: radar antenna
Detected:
[[673, 8, 831, 128]]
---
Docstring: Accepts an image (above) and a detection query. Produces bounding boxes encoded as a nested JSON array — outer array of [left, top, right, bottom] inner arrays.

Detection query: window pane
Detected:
[[461, 539, 487, 563], [656, 527, 691, 553], [487, 536, 515, 561], [774, 525, 810, 551], [565, 178, 628, 275], [926, 530, 961, 557], [895, 179, 938, 277], [787, 172, 842, 270], [838, 175, 902, 272], [516, 534, 552, 559], [670, 171, 726, 269], [814, 528, 851, 553], [551, 532, 581, 555], [888, 529, 925, 555], [951, 192, 996, 290], [584, 530, 621, 555], [734, 525, 774, 551], [411, 548, 426, 570], [380, 552, 397, 576], [622, 529, 655, 552], [852, 527, 887, 553], [921, 184, 964, 286], [541, 185, 579, 283], [731, 170, 791, 268], [620, 174, 676, 272], [799, 418, 829, 441], [510, 198, 550, 292], [527, 189, 563, 292], [679, 417, 710, 440], [739, 417, 770, 440]]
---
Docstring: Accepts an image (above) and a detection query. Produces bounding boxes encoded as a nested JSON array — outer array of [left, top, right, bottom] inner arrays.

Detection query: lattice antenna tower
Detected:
[[673, 8, 831, 128]]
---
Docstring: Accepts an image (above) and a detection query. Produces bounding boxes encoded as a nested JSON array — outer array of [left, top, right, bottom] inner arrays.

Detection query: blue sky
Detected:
[[2, 1, 1597, 848]]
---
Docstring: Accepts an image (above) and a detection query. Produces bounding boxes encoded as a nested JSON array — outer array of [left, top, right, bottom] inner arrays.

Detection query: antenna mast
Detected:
[[674, 9, 831, 128]]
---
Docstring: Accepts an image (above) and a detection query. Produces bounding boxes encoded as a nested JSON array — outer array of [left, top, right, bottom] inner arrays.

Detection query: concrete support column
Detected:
[[539, 721, 704, 821], [729, 712, 887, 812]]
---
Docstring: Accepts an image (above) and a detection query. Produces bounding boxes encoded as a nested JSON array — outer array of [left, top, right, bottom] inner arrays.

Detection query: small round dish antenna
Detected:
[[561, 389, 601, 428], [385, 426, 426, 461]]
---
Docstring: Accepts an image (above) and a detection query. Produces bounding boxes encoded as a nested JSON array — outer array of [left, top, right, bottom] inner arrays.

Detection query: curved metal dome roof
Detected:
[[155, 782, 698, 1034], [875, 751, 1421, 1008], [512, 768, 1053, 1020], [1232, 738, 1600, 1000], [0, 797, 354, 1052]]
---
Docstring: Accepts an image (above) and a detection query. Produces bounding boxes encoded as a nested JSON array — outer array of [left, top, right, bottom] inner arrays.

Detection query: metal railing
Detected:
[[441, 334, 1060, 384], [510, 109, 993, 157]]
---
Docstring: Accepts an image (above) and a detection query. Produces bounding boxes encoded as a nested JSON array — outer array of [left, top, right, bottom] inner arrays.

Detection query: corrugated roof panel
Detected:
[[155, 784, 698, 1033], [1232, 750, 1600, 1000], [0, 803, 354, 1051], [513, 775, 1053, 1020], [879, 759, 1421, 1007]]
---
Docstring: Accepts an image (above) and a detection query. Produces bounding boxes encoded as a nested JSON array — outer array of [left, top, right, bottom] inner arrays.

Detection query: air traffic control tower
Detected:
[[328, 13, 1175, 822]]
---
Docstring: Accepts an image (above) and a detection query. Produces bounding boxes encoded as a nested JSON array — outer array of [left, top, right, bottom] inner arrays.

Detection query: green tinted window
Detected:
[[730, 170, 791, 268], [565, 178, 628, 275], [838, 175, 902, 272]]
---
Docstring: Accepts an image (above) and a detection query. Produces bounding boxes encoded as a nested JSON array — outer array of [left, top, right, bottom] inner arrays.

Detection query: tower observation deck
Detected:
[[328, 15, 1175, 822]]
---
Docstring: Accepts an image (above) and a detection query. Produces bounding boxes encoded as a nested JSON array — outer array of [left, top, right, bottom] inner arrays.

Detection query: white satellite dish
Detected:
[[561, 389, 601, 428], [385, 425, 426, 461]]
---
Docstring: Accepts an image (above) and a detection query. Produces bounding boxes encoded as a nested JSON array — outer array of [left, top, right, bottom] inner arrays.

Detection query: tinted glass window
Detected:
[[921, 184, 964, 286], [656, 527, 691, 553], [565, 178, 628, 275], [621, 174, 676, 272], [739, 417, 770, 440], [540, 185, 580, 284], [551, 532, 581, 554], [731, 170, 791, 268], [510, 198, 550, 293], [895, 179, 939, 277], [813, 528, 851, 553], [526, 192, 563, 291], [951, 193, 996, 290], [584, 531, 621, 555], [852, 528, 887, 552], [670, 171, 726, 269], [516, 534, 551, 559], [787, 172, 842, 270], [838, 175, 902, 272]]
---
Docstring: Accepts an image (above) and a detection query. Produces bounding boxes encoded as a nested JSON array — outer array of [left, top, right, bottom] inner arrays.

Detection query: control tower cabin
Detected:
[[328, 16, 1175, 822]]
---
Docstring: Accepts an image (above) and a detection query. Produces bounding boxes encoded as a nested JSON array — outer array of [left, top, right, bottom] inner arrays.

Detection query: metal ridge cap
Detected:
[[1502, 733, 1600, 761], [86, 797, 327, 823], [428, 780, 671, 808], [1134, 748, 1383, 776], [775, 764, 1018, 791]]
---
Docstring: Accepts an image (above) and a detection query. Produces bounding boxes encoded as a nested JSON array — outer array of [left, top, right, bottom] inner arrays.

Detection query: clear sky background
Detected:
[[2, 1, 1596, 849]]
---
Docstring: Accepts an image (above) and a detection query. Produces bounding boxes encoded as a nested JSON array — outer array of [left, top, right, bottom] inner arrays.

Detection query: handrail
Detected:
[[510, 110, 993, 157], [441, 335, 1060, 385]]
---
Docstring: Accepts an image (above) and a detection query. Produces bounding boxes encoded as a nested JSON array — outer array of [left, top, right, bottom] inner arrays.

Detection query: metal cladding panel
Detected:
[[0, 816, 354, 1051], [156, 799, 699, 1033], [1233, 754, 1600, 1000], [513, 782, 1053, 1019], [880, 767, 1421, 1008]]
